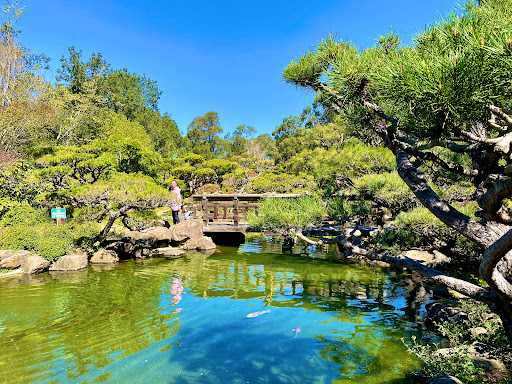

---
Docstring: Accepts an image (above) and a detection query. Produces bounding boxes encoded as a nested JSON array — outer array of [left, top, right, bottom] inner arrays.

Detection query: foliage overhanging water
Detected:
[[0, 234, 425, 384]]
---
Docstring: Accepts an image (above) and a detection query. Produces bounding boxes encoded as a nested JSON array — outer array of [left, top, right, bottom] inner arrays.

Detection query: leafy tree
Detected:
[[56, 46, 110, 95], [136, 110, 183, 158], [186, 111, 225, 158], [283, 0, 512, 340], [225, 124, 255, 156], [170, 154, 236, 195]]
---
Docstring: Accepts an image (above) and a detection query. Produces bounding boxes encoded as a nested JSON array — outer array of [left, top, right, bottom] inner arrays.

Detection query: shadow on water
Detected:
[[0, 235, 428, 384]]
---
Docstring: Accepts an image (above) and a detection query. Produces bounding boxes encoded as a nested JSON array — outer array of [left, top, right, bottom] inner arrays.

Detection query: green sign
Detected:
[[51, 208, 66, 219]]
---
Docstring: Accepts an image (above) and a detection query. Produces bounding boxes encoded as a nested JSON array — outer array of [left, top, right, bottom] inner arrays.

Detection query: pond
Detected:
[[0, 234, 427, 384]]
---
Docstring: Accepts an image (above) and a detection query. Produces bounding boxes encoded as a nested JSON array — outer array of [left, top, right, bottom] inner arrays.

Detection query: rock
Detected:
[[169, 219, 203, 242], [22, 255, 51, 275], [90, 250, 119, 264], [0, 249, 14, 261], [352, 229, 362, 237], [400, 249, 451, 269], [435, 346, 509, 380], [197, 236, 216, 250], [124, 226, 172, 245], [183, 236, 216, 250], [105, 238, 136, 256], [49, 251, 88, 271], [0, 250, 31, 269], [427, 375, 464, 384], [134, 247, 153, 259], [0, 268, 22, 277], [154, 247, 186, 258], [426, 302, 469, 325]]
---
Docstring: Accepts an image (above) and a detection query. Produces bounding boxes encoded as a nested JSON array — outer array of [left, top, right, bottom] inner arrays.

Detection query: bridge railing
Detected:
[[191, 193, 300, 227]]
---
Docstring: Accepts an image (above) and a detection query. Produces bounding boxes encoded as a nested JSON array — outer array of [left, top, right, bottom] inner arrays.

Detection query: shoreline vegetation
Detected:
[[1, 0, 512, 382]]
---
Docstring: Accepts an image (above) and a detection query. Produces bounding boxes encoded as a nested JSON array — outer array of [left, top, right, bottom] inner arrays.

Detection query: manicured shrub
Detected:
[[198, 183, 221, 194], [0, 222, 100, 261], [248, 172, 316, 193], [0, 203, 50, 227]]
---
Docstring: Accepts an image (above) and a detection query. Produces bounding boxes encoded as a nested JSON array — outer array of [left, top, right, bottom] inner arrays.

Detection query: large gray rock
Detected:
[[124, 227, 172, 244], [49, 249, 88, 271], [183, 236, 216, 250], [400, 249, 451, 269], [169, 219, 203, 242], [426, 302, 469, 324], [90, 250, 119, 264], [427, 375, 464, 384], [0, 250, 31, 269], [154, 247, 186, 258], [22, 255, 51, 275]]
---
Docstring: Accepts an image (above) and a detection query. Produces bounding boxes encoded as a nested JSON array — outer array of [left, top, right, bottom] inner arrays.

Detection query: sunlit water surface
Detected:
[[0, 234, 426, 384]]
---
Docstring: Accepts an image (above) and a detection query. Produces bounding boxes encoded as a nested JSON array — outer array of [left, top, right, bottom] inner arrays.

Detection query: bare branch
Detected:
[[488, 104, 512, 128], [337, 236, 497, 304]]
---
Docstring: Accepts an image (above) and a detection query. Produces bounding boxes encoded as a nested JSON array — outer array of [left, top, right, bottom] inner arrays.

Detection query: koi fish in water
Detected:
[[246, 310, 270, 318], [292, 327, 301, 337]]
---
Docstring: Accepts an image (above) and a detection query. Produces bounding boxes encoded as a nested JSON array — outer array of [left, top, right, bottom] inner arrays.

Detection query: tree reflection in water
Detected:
[[0, 236, 424, 384]]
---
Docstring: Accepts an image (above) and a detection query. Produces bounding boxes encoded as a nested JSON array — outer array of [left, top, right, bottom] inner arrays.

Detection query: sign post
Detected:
[[51, 208, 66, 226]]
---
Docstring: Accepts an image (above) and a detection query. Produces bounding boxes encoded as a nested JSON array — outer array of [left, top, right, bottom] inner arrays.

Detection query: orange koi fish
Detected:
[[292, 327, 301, 336], [246, 310, 270, 318]]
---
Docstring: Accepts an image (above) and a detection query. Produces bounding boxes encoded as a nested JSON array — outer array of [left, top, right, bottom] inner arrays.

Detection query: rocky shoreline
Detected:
[[0, 219, 215, 276]]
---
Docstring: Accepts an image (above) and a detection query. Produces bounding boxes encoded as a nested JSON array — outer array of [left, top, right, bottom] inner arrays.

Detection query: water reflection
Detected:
[[0, 236, 425, 384]]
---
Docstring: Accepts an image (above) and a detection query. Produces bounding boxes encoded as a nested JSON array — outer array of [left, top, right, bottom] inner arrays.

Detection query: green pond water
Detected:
[[0, 234, 426, 384]]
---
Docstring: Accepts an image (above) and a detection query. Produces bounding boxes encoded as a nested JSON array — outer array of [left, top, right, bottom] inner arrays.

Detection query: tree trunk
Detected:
[[96, 211, 120, 243]]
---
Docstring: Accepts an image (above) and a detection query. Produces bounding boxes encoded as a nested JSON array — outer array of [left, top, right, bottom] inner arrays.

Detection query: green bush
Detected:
[[353, 172, 417, 214], [247, 196, 325, 234], [372, 228, 428, 253], [404, 299, 511, 384], [0, 222, 100, 261], [0, 225, 39, 251], [326, 196, 353, 222], [248, 172, 316, 193], [0, 203, 50, 227]]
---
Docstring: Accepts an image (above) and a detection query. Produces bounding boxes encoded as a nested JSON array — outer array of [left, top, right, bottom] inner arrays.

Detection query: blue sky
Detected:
[[18, 0, 461, 136]]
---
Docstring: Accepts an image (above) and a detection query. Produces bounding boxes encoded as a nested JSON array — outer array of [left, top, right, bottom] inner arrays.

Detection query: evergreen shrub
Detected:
[[353, 172, 417, 213], [247, 196, 325, 234], [0, 222, 100, 261]]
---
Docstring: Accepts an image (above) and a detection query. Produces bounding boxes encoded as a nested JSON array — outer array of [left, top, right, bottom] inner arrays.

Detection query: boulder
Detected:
[[22, 255, 51, 275], [427, 375, 464, 384], [134, 247, 153, 259], [183, 236, 216, 250], [154, 247, 186, 258], [426, 302, 469, 325], [400, 249, 451, 269], [0, 250, 31, 269], [0, 249, 14, 261], [124, 226, 172, 244], [169, 219, 203, 242], [90, 250, 119, 264], [49, 250, 88, 271], [435, 346, 509, 381]]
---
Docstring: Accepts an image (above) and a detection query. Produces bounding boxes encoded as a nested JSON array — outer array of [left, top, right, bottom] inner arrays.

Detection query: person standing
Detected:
[[170, 180, 182, 225]]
